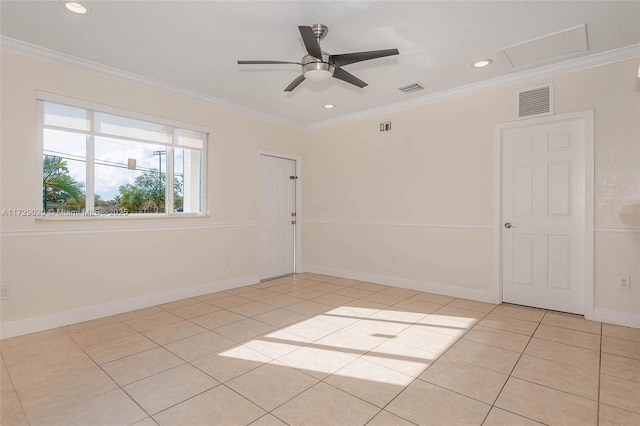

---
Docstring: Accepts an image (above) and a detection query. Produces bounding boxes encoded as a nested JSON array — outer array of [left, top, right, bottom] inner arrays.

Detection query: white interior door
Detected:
[[501, 116, 586, 314], [260, 155, 296, 280]]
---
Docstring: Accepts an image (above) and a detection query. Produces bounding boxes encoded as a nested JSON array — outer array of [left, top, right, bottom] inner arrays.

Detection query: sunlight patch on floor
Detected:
[[217, 305, 475, 385]]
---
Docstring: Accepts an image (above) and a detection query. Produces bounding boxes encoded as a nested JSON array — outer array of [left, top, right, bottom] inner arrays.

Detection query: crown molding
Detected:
[[2, 36, 638, 132], [0, 36, 304, 131], [305, 43, 640, 130]]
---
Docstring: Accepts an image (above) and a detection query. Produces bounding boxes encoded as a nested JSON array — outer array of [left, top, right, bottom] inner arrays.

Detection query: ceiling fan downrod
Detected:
[[311, 24, 329, 42]]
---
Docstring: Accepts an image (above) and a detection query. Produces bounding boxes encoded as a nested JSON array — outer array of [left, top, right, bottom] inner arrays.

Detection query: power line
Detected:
[[43, 150, 184, 177]]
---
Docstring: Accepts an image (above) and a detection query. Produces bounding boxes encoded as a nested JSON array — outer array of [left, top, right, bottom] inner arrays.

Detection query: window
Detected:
[[39, 94, 207, 217]]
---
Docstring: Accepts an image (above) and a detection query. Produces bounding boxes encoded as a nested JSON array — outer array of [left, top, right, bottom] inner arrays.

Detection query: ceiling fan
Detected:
[[238, 24, 399, 92]]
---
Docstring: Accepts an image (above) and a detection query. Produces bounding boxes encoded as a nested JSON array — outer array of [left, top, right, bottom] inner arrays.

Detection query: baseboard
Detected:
[[593, 307, 640, 329], [0, 274, 259, 339], [301, 266, 640, 329], [302, 264, 496, 304]]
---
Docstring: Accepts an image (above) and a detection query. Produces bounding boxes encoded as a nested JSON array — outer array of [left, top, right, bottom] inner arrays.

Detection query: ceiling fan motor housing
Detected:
[[301, 53, 335, 76]]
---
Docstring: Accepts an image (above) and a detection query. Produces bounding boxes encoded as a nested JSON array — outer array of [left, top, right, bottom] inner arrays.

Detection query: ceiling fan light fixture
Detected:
[[63, 1, 89, 14], [305, 69, 333, 82], [302, 54, 335, 82]]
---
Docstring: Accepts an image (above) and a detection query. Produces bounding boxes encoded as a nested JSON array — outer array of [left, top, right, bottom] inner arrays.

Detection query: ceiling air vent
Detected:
[[399, 82, 424, 94], [517, 84, 553, 119]]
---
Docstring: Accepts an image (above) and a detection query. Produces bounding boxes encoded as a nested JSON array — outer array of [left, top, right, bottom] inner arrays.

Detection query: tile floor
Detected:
[[1, 273, 639, 425]]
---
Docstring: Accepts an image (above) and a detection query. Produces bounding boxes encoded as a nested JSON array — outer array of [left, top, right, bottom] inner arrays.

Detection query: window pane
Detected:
[[39, 100, 206, 218], [94, 137, 168, 214], [42, 129, 87, 212], [175, 128, 205, 149], [174, 148, 202, 213], [95, 112, 169, 144], [43, 102, 89, 131]]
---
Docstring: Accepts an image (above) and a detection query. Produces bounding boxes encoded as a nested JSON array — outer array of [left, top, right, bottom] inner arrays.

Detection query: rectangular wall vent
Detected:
[[399, 82, 424, 94], [518, 84, 553, 119]]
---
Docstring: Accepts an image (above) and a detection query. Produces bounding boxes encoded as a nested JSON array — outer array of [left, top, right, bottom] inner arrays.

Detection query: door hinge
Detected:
[[291, 212, 296, 217], [290, 175, 298, 180], [291, 220, 297, 225]]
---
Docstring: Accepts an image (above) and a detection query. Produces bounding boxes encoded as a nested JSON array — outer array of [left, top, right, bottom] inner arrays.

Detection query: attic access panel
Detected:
[[498, 25, 588, 69]]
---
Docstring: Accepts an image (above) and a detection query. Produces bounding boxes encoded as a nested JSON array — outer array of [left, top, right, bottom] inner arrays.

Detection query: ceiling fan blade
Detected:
[[238, 60, 302, 65], [331, 48, 399, 67], [332, 67, 367, 88], [298, 26, 323, 59], [284, 74, 306, 92]]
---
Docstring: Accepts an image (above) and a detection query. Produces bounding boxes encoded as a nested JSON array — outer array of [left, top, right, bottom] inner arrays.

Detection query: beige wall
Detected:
[[1, 49, 638, 333], [303, 58, 640, 317], [0, 51, 304, 326]]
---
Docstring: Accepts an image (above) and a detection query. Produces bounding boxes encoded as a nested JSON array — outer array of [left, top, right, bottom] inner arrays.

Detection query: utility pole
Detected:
[[153, 150, 166, 174]]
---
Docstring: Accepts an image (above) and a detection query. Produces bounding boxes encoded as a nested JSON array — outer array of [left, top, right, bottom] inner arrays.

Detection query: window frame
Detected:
[[36, 91, 208, 219]]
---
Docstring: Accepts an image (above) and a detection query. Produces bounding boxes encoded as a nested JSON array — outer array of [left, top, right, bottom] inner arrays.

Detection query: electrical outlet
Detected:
[[618, 275, 630, 290], [0, 286, 9, 300]]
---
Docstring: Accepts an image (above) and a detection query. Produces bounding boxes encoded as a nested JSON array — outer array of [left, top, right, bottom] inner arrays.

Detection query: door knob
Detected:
[[504, 222, 517, 229]]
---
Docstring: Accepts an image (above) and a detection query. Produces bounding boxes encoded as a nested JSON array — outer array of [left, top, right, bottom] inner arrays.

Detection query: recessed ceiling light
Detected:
[[64, 1, 89, 14], [323, 104, 335, 109], [472, 59, 492, 68]]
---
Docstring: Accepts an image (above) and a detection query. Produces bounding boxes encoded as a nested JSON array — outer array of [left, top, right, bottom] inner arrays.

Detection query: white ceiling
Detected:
[[1, 1, 639, 128]]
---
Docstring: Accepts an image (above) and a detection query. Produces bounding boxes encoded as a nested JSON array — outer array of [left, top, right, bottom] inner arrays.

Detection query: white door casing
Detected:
[[497, 111, 594, 315], [259, 154, 296, 280]]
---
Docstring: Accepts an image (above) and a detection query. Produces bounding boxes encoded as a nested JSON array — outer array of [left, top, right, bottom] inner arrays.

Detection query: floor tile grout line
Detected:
[[538, 321, 603, 336], [223, 379, 310, 423], [249, 412, 293, 426], [419, 305, 520, 415], [363, 409, 420, 426], [404, 304, 599, 424], [504, 311, 604, 407], [31, 330, 152, 424], [146, 382, 235, 421], [9, 327, 95, 424], [60, 325, 159, 422], [210, 289, 436, 423], [525, 323, 603, 352], [520, 346, 601, 373], [480, 311, 547, 424], [313, 381, 383, 424], [599, 345, 640, 361], [600, 331, 640, 344], [98, 306, 299, 422], [25, 324, 136, 423], [507, 374, 602, 402], [494, 310, 602, 424], [487, 407, 552, 426], [1, 351, 32, 425], [3, 274, 629, 426], [372, 304, 498, 423], [7, 282, 472, 426]]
